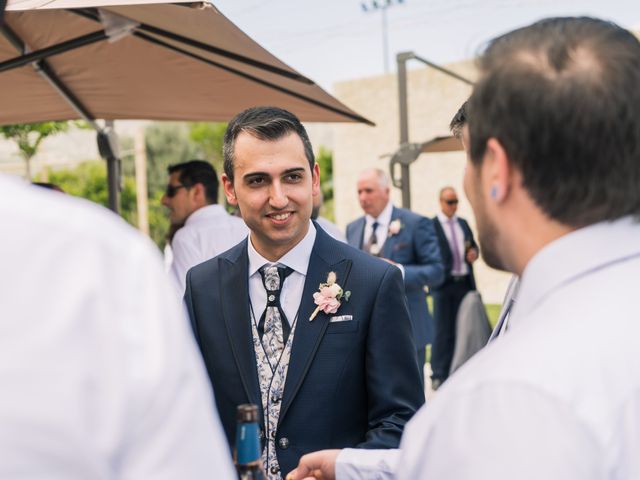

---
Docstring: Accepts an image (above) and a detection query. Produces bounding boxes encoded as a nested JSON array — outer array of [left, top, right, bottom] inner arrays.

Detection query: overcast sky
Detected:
[[213, 0, 640, 92]]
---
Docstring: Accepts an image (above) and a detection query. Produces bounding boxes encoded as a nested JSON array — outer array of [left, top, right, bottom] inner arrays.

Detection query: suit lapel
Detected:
[[279, 231, 351, 423], [382, 207, 400, 258], [219, 244, 261, 410], [349, 217, 366, 249]]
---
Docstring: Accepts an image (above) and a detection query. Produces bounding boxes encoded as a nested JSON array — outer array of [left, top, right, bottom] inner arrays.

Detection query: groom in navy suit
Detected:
[[184, 107, 424, 478], [346, 169, 444, 378]]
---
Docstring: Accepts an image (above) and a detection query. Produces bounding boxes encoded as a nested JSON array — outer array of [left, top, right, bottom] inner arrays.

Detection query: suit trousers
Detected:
[[431, 275, 473, 381]]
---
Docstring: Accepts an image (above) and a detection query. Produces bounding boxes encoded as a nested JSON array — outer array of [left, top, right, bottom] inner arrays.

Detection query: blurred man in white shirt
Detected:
[[0, 175, 235, 479], [162, 160, 248, 293]]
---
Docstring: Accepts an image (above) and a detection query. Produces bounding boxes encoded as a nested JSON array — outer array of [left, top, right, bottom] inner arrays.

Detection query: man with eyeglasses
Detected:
[[430, 185, 479, 390], [162, 160, 248, 293]]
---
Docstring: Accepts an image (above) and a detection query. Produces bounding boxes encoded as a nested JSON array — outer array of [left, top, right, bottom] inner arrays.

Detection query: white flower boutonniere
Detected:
[[309, 271, 351, 321], [388, 219, 402, 236]]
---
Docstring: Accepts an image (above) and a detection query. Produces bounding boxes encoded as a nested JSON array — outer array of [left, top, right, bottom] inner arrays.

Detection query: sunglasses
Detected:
[[444, 199, 459, 206], [165, 183, 187, 198]]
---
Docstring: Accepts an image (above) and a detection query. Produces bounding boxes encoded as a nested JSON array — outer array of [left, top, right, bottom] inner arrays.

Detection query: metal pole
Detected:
[[102, 120, 121, 214], [134, 126, 149, 235], [397, 51, 412, 209]]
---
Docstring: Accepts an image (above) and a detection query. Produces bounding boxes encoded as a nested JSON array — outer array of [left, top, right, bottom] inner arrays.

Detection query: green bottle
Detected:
[[235, 404, 266, 480]]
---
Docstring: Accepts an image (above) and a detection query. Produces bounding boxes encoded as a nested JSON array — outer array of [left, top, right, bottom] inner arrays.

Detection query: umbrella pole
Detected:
[[97, 123, 121, 214]]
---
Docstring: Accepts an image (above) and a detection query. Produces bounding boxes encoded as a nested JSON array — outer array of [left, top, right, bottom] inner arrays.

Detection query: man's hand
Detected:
[[466, 247, 478, 263], [286, 449, 340, 480]]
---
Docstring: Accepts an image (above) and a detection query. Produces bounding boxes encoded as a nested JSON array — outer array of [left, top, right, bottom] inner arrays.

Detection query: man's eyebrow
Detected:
[[242, 171, 268, 181], [283, 167, 306, 175]]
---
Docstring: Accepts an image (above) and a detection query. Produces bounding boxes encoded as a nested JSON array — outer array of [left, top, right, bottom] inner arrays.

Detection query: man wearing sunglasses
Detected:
[[430, 186, 479, 390], [162, 160, 248, 293]]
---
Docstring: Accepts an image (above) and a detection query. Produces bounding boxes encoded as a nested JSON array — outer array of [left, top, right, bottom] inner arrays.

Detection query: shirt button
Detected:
[[270, 465, 280, 474], [268, 294, 275, 302], [278, 437, 290, 449]]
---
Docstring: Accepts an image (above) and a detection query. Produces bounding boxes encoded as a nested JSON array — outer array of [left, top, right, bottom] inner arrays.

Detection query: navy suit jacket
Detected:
[[432, 216, 478, 290], [185, 225, 424, 476], [346, 206, 444, 347]]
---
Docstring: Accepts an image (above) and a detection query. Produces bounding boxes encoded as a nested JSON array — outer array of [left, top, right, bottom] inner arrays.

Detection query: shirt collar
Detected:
[[516, 216, 640, 322], [437, 212, 457, 224], [366, 200, 394, 227], [185, 204, 226, 226], [248, 221, 317, 277]]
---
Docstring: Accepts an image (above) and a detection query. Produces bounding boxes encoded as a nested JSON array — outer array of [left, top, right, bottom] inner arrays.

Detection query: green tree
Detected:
[[188, 122, 227, 172], [144, 122, 201, 197], [0, 121, 69, 180], [46, 161, 140, 235], [316, 146, 336, 221]]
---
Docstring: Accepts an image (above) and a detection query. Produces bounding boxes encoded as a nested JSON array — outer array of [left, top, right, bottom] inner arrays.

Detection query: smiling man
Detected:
[[184, 107, 424, 479]]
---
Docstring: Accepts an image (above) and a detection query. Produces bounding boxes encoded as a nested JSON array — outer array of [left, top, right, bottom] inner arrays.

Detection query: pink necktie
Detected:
[[448, 218, 462, 273]]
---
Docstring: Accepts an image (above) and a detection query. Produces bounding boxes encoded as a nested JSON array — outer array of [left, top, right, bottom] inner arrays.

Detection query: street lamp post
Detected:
[[361, 0, 404, 74]]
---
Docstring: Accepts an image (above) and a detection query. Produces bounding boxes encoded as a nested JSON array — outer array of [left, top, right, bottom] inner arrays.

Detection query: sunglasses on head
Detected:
[[445, 199, 459, 206], [165, 184, 187, 198]]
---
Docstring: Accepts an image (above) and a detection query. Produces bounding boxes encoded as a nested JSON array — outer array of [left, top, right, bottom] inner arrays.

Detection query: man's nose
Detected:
[[269, 182, 288, 209]]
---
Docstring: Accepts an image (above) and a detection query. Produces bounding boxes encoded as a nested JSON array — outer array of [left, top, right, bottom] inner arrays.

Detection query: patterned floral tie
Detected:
[[259, 265, 293, 370]]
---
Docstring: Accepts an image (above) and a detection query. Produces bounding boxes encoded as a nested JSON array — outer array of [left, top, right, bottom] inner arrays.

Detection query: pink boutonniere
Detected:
[[309, 271, 351, 321], [388, 219, 402, 236]]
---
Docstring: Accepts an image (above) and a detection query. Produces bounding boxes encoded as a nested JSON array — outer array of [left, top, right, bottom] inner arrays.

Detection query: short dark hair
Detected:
[[167, 160, 219, 204], [468, 17, 640, 227], [223, 106, 315, 182], [449, 101, 468, 138]]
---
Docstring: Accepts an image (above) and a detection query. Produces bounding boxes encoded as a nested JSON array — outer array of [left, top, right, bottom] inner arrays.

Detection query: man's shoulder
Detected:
[[187, 239, 246, 281], [346, 215, 365, 231], [324, 236, 396, 283], [393, 207, 433, 232]]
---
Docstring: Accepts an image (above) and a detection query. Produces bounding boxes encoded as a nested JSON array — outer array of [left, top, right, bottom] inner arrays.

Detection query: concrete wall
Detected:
[[330, 60, 511, 304]]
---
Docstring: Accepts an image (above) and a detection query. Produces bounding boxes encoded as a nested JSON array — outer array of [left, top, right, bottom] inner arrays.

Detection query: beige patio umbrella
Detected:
[[1, 0, 372, 210]]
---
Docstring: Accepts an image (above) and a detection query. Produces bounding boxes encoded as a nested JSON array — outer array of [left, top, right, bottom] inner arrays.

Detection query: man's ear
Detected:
[[222, 174, 238, 206], [484, 138, 511, 203], [311, 163, 320, 196], [190, 182, 207, 205]]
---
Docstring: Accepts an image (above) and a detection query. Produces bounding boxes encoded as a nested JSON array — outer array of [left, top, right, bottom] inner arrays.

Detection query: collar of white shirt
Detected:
[[516, 215, 640, 327], [437, 211, 458, 225], [247, 220, 317, 276], [184, 204, 228, 226], [365, 200, 394, 232]]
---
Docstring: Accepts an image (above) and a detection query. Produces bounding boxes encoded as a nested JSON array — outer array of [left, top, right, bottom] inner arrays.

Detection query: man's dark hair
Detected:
[[223, 106, 315, 182], [449, 101, 468, 138], [468, 17, 640, 227], [167, 160, 219, 204]]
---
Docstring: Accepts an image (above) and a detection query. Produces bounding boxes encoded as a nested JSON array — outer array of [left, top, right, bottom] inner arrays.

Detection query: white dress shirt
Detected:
[[338, 216, 640, 479], [0, 175, 235, 479], [364, 200, 394, 249], [170, 204, 248, 294], [247, 221, 317, 326], [436, 212, 469, 276]]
